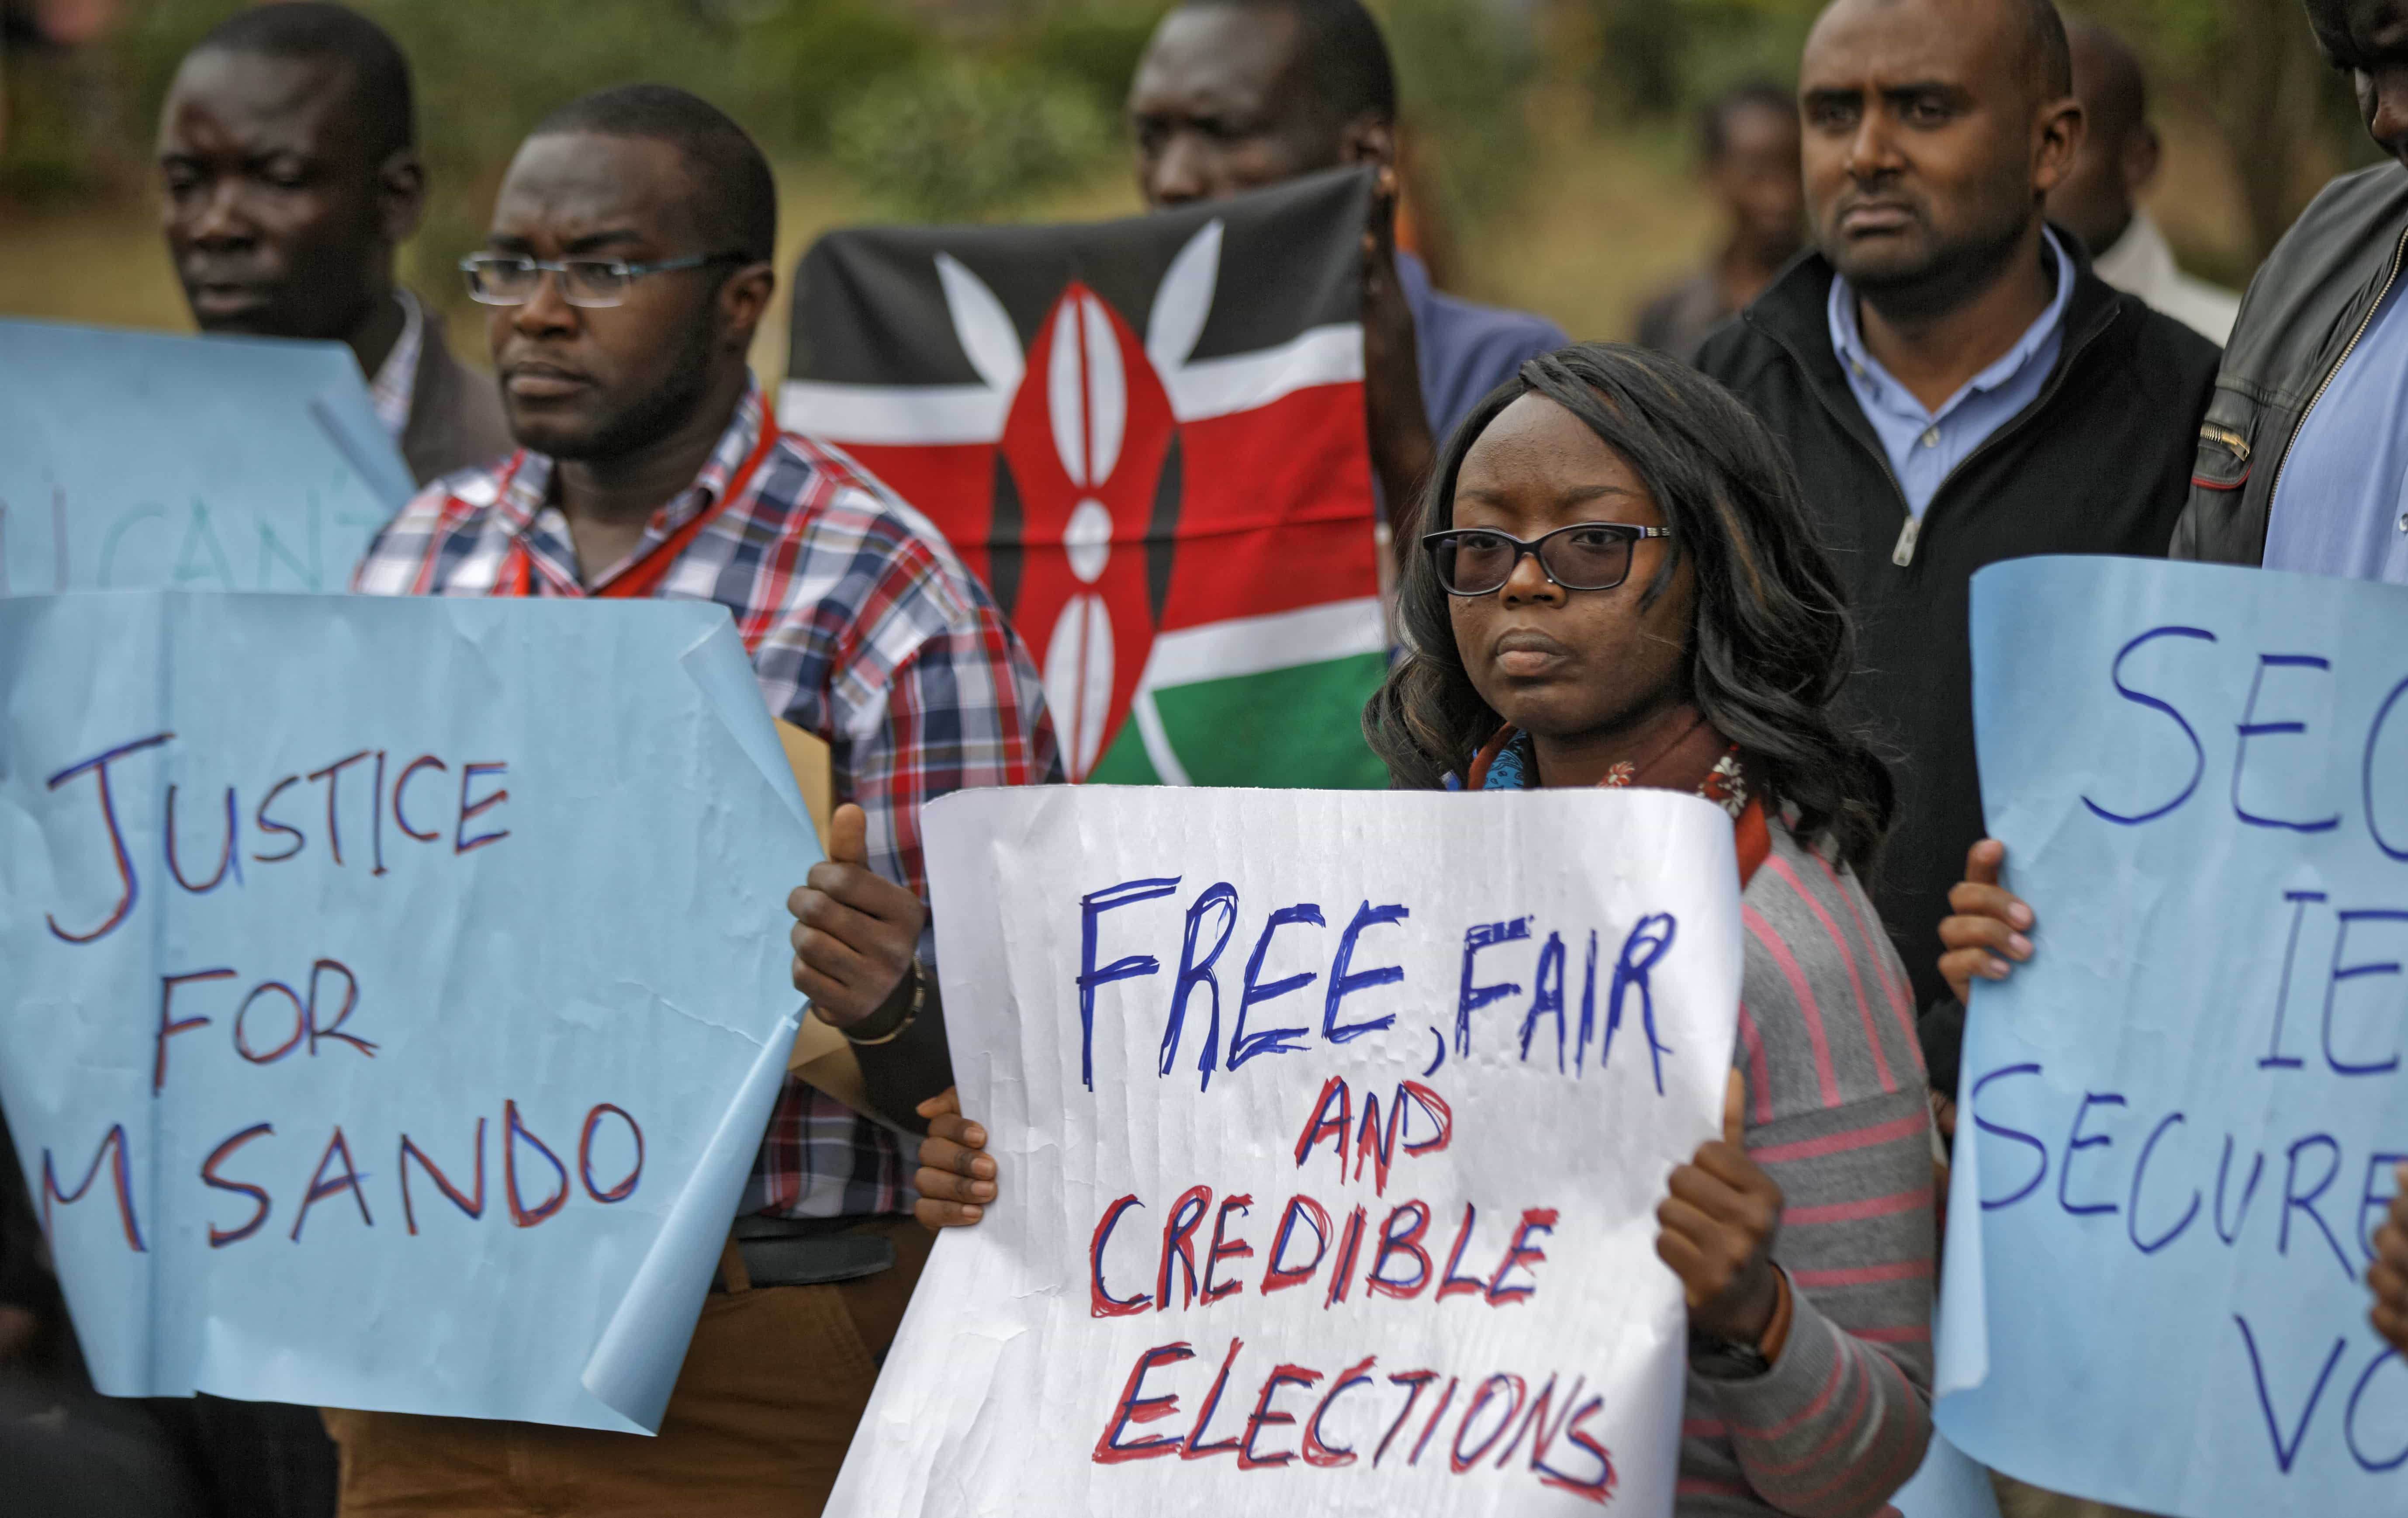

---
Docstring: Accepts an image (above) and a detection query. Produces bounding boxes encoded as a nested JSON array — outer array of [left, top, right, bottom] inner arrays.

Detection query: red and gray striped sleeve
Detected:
[[1678, 820, 1936, 1518]]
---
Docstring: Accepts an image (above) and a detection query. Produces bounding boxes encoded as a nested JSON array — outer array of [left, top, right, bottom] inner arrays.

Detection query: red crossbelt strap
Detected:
[[485, 399, 783, 600]]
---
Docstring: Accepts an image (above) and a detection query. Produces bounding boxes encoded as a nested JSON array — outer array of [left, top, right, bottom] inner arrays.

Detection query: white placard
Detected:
[[829, 786, 1744, 1516]]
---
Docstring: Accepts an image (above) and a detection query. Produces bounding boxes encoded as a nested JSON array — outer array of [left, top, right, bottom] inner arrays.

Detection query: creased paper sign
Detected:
[[1938, 556, 2408, 1515], [0, 592, 817, 1433], [0, 319, 412, 596], [828, 785, 1744, 1516]]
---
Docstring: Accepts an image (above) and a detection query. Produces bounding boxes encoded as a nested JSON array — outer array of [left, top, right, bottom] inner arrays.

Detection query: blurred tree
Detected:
[[1577, 0, 1810, 118], [2101, 0, 2373, 260], [1, 0, 136, 194], [824, 0, 1153, 221], [10, 1, 941, 308], [730, 0, 927, 144], [1370, 0, 1543, 292], [1591, 0, 1687, 114], [1018, 0, 1155, 115], [831, 54, 1112, 220]]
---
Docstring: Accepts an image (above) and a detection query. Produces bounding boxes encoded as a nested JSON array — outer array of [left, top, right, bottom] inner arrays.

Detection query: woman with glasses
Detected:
[[916, 344, 1935, 1516]]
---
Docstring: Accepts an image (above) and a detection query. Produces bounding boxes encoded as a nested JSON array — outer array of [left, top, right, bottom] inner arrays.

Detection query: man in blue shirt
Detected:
[[2182, 0, 2408, 589], [2258, 278, 2408, 581], [1698, 0, 2219, 1032], [1827, 219, 2076, 530], [1124, 0, 1567, 547], [2170, 0, 2408, 589]]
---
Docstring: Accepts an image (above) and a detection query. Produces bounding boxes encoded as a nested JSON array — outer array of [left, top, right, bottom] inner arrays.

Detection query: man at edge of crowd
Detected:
[[335, 83, 1056, 1517], [1634, 80, 1809, 361], [156, 2, 508, 486], [2173, 0, 2408, 581], [1695, 0, 2219, 1054], [1126, 0, 1567, 544], [2044, 15, 2242, 343], [2176, 18, 2408, 1365]]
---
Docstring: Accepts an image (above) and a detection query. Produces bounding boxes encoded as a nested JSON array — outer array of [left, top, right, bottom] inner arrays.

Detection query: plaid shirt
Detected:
[[354, 381, 1059, 1218]]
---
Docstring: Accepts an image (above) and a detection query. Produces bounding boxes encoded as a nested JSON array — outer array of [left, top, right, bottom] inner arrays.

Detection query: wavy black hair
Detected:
[[1364, 341, 1895, 877]]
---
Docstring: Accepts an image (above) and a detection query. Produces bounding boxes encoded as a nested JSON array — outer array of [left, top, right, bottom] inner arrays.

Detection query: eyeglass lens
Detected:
[[464, 259, 631, 308], [1436, 527, 1635, 595]]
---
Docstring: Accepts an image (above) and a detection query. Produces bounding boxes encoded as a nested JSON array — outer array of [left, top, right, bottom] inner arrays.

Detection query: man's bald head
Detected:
[[1814, 0, 2071, 108], [1800, 0, 2084, 302], [2013, 0, 2075, 104]]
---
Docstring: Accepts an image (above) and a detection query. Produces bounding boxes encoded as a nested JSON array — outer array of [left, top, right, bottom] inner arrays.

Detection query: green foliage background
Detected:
[[0, 0, 2374, 330], [3, 1, 1555, 315]]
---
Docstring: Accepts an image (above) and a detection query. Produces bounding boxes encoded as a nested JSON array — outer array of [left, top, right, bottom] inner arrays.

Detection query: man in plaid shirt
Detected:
[[331, 85, 1055, 1518]]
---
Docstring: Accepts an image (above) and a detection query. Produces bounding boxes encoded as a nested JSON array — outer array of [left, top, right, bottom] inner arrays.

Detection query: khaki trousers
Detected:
[[322, 1217, 930, 1518]]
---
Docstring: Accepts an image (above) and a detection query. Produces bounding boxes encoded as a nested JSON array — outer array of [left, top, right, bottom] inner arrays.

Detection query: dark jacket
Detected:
[[397, 296, 512, 486], [2173, 162, 2408, 565], [1697, 242, 2221, 1013]]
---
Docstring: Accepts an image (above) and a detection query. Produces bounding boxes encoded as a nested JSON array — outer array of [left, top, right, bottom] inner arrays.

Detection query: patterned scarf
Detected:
[[1463, 704, 1771, 883]]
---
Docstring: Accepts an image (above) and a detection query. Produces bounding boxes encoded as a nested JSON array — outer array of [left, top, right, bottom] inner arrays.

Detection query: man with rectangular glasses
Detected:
[[336, 83, 1057, 1518]]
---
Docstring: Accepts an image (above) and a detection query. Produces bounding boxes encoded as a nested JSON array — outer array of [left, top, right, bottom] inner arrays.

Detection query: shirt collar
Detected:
[[1826, 226, 2076, 424], [2091, 210, 2178, 297], [366, 289, 424, 440], [490, 378, 769, 585]]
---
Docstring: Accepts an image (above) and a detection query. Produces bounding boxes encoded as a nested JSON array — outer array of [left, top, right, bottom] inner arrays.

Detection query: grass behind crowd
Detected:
[[0, 110, 2257, 380]]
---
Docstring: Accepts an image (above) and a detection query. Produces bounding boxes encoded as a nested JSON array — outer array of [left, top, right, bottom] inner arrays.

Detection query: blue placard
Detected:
[[0, 319, 413, 596], [1937, 555, 2408, 1515], [0, 592, 816, 1432]]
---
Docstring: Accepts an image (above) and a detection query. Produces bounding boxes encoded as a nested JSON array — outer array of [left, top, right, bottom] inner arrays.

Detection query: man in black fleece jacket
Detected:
[[1699, 0, 2219, 1061]]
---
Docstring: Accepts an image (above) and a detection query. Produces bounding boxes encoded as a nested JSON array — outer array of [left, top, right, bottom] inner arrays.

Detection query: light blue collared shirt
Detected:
[[2263, 277, 2408, 585], [1828, 230, 2076, 520]]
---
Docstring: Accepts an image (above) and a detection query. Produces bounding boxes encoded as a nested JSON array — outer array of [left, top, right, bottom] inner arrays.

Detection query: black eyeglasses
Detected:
[[459, 251, 751, 308], [1422, 521, 1674, 596]]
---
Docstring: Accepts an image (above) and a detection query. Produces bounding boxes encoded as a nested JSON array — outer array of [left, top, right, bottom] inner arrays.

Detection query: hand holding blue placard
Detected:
[[1937, 555, 2408, 1517]]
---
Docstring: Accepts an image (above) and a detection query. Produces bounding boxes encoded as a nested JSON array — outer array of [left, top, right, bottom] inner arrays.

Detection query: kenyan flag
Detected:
[[784, 169, 1387, 787]]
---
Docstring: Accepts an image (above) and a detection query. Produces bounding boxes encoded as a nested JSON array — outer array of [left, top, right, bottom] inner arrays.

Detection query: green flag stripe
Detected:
[[1087, 652, 1390, 789]]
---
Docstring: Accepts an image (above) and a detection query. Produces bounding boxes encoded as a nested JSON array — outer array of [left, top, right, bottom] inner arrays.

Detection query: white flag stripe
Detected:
[[778, 381, 1005, 445], [1047, 301, 1087, 489], [933, 252, 1025, 395], [1136, 595, 1385, 691], [1163, 322, 1360, 422], [1144, 218, 1223, 373], [1079, 294, 1124, 485], [781, 322, 1363, 448]]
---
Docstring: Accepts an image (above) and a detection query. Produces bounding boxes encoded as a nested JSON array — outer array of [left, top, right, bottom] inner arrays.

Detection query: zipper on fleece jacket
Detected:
[[1754, 292, 2123, 569], [2262, 221, 2408, 513], [1891, 516, 1920, 566]]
